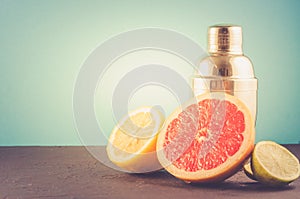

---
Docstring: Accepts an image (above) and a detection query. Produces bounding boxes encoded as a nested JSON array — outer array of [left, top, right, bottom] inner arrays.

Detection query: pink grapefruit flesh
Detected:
[[157, 92, 255, 183]]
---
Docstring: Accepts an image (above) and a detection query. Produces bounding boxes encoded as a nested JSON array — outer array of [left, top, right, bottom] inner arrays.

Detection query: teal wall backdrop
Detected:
[[1, 0, 300, 146]]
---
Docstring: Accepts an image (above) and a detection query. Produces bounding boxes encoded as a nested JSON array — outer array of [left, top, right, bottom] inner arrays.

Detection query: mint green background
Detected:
[[1, 0, 299, 145]]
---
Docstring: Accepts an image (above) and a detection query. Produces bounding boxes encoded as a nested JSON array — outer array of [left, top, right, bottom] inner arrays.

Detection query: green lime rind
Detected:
[[251, 141, 300, 187]]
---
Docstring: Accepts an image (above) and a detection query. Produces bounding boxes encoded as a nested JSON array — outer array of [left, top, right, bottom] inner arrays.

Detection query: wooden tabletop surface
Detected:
[[0, 145, 299, 199]]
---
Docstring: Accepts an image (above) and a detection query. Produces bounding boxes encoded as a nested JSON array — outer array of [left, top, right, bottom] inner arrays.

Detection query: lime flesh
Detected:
[[251, 141, 300, 186]]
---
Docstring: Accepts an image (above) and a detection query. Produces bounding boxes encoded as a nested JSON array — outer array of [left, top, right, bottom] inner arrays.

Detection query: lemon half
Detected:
[[106, 106, 165, 173]]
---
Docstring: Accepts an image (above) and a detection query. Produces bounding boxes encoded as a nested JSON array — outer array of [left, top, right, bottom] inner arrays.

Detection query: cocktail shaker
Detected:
[[193, 25, 258, 123]]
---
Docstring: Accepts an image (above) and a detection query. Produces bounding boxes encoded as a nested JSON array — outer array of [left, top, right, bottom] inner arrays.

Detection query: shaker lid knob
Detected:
[[208, 24, 243, 55]]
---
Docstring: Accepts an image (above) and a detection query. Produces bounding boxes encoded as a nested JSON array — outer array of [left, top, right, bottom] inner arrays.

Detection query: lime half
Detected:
[[252, 141, 300, 186]]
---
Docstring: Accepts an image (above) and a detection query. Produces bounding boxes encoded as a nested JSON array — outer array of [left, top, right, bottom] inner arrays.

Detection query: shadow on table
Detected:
[[189, 181, 295, 192], [129, 171, 296, 192]]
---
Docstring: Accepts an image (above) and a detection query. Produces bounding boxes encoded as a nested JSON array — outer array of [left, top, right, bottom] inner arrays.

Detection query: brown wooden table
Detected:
[[0, 145, 299, 199]]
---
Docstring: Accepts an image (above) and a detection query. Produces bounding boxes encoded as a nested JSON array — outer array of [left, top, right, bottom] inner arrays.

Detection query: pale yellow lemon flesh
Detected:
[[106, 107, 164, 173]]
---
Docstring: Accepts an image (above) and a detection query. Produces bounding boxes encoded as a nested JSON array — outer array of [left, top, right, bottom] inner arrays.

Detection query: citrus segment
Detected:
[[106, 107, 165, 173], [243, 161, 257, 181], [157, 92, 255, 182], [252, 141, 300, 186]]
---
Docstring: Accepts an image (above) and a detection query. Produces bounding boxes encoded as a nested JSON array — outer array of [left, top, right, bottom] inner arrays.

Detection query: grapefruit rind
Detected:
[[106, 106, 165, 173], [251, 141, 300, 186], [156, 92, 255, 182]]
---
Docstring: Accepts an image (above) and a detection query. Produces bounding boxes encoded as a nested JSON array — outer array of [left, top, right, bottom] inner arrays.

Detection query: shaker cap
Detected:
[[208, 24, 243, 55]]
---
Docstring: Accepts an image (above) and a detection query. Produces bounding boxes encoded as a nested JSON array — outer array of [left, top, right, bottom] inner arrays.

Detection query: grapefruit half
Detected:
[[156, 92, 255, 182]]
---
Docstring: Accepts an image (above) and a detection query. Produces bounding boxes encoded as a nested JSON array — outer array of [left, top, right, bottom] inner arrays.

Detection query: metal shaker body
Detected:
[[193, 25, 258, 123]]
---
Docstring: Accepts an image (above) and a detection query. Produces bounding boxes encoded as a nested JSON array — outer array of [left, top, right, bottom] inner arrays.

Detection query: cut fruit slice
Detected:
[[252, 141, 300, 186], [106, 106, 165, 173], [156, 92, 255, 182], [243, 161, 257, 181]]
